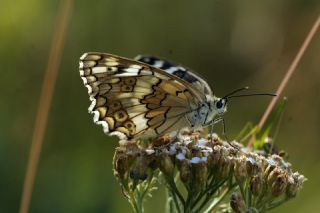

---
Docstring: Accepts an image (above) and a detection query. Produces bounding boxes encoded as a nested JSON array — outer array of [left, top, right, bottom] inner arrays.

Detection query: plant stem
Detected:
[[165, 188, 175, 213], [140, 172, 154, 201], [191, 172, 217, 208], [129, 191, 142, 213], [203, 185, 235, 213], [168, 187, 182, 213], [169, 179, 186, 207], [193, 180, 227, 212], [265, 197, 290, 211]]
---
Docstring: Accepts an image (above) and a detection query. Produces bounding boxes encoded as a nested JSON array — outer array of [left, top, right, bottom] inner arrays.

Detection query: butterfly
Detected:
[[79, 52, 274, 140]]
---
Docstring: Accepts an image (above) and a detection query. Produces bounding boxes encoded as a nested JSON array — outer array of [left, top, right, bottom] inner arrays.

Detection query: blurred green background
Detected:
[[1, 0, 319, 212]]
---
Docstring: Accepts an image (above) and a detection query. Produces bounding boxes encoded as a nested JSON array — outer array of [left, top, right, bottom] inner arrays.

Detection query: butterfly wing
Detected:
[[135, 55, 213, 96], [79, 52, 206, 139]]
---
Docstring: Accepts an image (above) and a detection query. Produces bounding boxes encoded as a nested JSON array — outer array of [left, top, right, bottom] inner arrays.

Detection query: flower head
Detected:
[[113, 130, 306, 213]]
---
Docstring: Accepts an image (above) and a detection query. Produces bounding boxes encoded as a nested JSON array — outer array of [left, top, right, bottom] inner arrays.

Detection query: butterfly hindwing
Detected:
[[80, 52, 203, 139], [135, 55, 213, 96]]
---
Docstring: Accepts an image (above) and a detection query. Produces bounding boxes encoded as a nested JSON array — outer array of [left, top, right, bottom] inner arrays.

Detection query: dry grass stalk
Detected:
[[248, 15, 320, 148], [19, 1, 73, 212]]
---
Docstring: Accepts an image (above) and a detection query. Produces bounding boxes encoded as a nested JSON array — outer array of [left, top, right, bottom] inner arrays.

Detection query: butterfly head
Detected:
[[204, 87, 276, 126], [198, 95, 227, 127], [212, 97, 228, 116]]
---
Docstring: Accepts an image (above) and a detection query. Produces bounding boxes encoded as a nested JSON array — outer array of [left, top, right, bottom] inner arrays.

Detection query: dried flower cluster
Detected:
[[113, 131, 306, 213]]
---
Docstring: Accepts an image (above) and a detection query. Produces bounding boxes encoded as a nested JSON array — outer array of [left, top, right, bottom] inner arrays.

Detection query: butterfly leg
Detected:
[[208, 117, 230, 142], [220, 119, 241, 149], [209, 118, 222, 143], [221, 118, 230, 142], [209, 120, 214, 143]]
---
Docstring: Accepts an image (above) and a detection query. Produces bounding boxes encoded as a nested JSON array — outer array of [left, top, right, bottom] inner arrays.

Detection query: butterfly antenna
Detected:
[[222, 86, 249, 99], [227, 93, 276, 99]]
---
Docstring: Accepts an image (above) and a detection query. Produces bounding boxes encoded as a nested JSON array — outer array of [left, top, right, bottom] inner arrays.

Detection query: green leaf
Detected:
[[253, 97, 287, 151]]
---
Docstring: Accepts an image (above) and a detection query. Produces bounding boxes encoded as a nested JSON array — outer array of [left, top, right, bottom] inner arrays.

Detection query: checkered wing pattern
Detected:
[[79, 52, 206, 139]]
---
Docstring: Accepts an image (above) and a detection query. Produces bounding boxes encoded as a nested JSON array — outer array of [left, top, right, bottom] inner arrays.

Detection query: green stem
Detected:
[[257, 194, 275, 212], [252, 195, 257, 208], [128, 191, 142, 213], [190, 172, 217, 208], [240, 126, 258, 144], [264, 197, 290, 212], [244, 178, 250, 204], [203, 184, 235, 213], [165, 188, 175, 213], [140, 172, 154, 201], [168, 179, 185, 207], [184, 189, 192, 213], [193, 179, 227, 213], [168, 186, 182, 213], [248, 188, 252, 208], [256, 184, 269, 206], [237, 179, 246, 205], [236, 122, 254, 142]]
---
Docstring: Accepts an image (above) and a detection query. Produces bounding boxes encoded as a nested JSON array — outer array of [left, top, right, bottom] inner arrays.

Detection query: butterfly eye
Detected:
[[216, 100, 224, 109]]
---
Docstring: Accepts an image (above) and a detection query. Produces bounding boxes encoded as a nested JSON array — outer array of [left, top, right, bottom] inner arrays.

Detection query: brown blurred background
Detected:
[[1, 0, 319, 212]]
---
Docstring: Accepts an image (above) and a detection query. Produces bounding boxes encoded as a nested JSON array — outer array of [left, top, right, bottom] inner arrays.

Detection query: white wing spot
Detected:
[[79, 61, 84, 69], [85, 85, 92, 94], [154, 60, 164, 67], [92, 67, 108, 74], [130, 64, 142, 69], [88, 96, 96, 111], [124, 67, 140, 73], [165, 66, 179, 73], [105, 61, 119, 66], [81, 77, 87, 84], [80, 53, 88, 60]]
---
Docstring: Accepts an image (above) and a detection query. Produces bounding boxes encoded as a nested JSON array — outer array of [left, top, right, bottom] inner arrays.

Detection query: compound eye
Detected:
[[216, 100, 224, 109]]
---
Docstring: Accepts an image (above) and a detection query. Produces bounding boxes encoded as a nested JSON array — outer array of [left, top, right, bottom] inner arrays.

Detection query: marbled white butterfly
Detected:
[[79, 52, 274, 140]]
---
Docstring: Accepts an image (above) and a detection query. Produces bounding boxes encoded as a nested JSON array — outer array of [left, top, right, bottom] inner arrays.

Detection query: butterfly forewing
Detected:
[[80, 52, 205, 139]]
